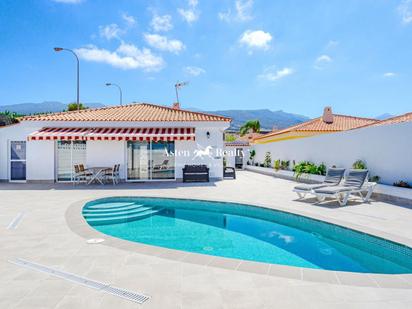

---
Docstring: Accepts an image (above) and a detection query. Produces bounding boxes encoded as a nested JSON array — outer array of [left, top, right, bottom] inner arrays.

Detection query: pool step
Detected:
[[86, 208, 163, 226], [83, 204, 147, 214], [86, 202, 137, 210], [83, 206, 153, 218]]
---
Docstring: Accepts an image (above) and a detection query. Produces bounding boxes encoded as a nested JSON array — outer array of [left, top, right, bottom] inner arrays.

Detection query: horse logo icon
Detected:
[[192, 145, 214, 160]]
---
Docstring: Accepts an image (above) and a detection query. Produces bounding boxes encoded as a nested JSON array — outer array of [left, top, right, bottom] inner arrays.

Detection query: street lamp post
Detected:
[[105, 83, 123, 106], [54, 47, 80, 111]]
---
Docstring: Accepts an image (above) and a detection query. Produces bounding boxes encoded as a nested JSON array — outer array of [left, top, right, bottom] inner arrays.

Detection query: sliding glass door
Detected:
[[127, 141, 150, 181], [152, 141, 175, 179], [56, 141, 87, 181], [127, 141, 175, 181]]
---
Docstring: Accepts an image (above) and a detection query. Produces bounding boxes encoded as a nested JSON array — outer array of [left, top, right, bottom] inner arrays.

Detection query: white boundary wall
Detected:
[[252, 121, 412, 185]]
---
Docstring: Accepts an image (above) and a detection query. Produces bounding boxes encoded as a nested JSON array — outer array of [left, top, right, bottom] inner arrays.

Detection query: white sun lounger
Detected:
[[313, 169, 375, 206], [293, 167, 345, 199]]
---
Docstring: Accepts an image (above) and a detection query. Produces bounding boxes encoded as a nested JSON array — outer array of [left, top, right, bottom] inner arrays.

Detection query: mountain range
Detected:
[[200, 109, 310, 130], [1, 101, 393, 131], [0, 101, 105, 115]]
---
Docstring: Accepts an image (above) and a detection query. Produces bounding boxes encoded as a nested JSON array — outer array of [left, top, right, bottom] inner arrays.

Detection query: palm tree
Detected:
[[239, 120, 261, 136]]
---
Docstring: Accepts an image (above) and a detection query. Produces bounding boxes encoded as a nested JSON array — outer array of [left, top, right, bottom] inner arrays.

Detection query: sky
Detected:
[[0, 0, 411, 118]]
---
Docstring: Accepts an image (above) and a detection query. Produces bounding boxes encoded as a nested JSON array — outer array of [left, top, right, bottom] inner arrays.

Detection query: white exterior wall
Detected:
[[0, 120, 229, 182], [175, 127, 225, 179], [252, 121, 412, 185], [26, 140, 55, 181]]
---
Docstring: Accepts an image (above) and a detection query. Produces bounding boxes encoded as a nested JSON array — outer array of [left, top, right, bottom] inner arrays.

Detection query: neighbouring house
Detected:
[[0, 103, 231, 183], [253, 107, 378, 144], [224, 140, 250, 169]]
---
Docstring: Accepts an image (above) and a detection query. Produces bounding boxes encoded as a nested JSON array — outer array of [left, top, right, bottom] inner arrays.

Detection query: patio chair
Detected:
[[103, 164, 120, 185], [312, 169, 373, 206], [73, 164, 90, 184], [293, 167, 345, 199]]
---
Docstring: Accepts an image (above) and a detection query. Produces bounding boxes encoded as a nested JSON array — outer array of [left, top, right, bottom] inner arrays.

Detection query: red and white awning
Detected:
[[28, 127, 195, 141]]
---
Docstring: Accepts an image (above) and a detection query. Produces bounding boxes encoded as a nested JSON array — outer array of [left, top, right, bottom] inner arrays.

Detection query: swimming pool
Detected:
[[83, 197, 412, 274]]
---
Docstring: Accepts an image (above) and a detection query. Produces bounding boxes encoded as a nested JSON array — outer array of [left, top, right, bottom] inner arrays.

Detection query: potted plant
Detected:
[[263, 152, 271, 168], [249, 149, 256, 165]]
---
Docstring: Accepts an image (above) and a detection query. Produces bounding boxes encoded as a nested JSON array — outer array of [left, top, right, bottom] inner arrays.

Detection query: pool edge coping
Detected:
[[65, 195, 412, 289]]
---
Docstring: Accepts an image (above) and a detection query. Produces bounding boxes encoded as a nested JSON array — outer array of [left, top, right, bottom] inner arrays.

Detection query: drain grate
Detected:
[[9, 258, 150, 304], [6, 212, 25, 230]]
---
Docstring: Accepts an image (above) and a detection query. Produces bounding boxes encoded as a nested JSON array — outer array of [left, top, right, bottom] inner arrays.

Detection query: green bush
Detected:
[[352, 160, 367, 170], [280, 160, 290, 170], [273, 159, 281, 171], [293, 161, 326, 180]]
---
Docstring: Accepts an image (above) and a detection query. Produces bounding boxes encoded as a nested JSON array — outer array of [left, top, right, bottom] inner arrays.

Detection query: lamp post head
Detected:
[[105, 83, 112, 86], [54, 47, 63, 52]]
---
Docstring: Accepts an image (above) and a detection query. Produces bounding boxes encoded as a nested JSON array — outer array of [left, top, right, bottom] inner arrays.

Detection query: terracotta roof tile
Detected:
[[254, 114, 377, 141], [22, 103, 231, 123]]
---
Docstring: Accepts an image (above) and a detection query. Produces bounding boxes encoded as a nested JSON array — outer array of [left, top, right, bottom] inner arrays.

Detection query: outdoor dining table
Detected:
[[86, 167, 111, 185]]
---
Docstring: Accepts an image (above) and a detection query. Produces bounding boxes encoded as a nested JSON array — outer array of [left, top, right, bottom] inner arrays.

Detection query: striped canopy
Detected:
[[28, 127, 196, 142]]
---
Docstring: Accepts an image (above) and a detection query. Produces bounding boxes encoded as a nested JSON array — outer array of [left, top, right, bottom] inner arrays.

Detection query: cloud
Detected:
[[122, 13, 136, 27], [99, 24, 124, 40], [144, 34, 185, 54], [178, 0, 199, 24], [239, 30, 272, 50], [326, 40, 339, 49], [258, 66, 294, 81], [52, 0, 83, 3], [184, 66, 206, 76], [314, 54, 332, 70], [150, 14, 173, 32], [75, 43, 164, 71], [383, 72, 397, 78], [219, 0, 254, 22], [398, 0, 412, 24]]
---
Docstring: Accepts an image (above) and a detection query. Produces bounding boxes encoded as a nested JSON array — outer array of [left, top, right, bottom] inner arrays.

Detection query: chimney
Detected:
[[172, 102, 180, 110], [322, 106, 333, 123]]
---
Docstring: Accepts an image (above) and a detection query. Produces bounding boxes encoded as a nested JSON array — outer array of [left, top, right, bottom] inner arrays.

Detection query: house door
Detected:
[[10, 141, 26, 182], [235, 148, 244, 168]]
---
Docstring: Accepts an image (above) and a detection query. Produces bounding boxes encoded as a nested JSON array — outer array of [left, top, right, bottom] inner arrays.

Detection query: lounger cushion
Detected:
[[294, 184, 328, 191], [314, 186, 356, 194], [324, 168, 345, 185], [343, 169, 368, 188]]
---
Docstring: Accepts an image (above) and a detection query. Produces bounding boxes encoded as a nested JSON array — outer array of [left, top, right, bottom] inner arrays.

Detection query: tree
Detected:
[[239, 120, 261, 136], [67, 103, 87, 111], [225, 134, 237, 142]]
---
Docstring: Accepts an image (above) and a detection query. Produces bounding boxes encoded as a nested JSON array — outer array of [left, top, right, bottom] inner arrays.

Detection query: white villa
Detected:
[[0, 103, 231, 183]]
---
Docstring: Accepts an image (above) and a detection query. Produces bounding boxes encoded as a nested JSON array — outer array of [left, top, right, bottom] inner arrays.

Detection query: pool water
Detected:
[[83, 197, 412, 274]]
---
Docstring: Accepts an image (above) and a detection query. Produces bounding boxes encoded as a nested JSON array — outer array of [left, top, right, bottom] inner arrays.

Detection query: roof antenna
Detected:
[[174, 81, 189, 105]]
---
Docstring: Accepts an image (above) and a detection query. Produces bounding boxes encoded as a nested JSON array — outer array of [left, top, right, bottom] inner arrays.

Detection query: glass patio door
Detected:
[[10, 141, 26, 182], [152, 141, 175, 179], [127, 141, 150, 180], [127, 141, 175, 181], [56, 141, 87, 181]]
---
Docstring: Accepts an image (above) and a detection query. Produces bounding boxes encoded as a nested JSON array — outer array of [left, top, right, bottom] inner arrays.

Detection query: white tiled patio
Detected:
[[1, 171, 412, 309]]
